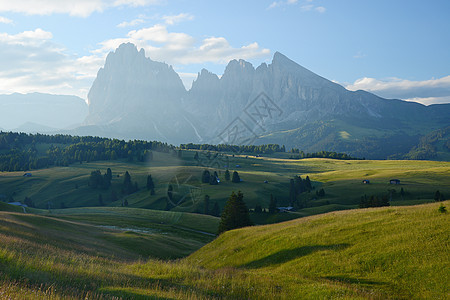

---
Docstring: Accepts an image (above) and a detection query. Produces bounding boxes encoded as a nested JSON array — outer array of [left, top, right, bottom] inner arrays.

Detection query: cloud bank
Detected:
[[0, 0, 161, 17], [346, 76, 450, 105]]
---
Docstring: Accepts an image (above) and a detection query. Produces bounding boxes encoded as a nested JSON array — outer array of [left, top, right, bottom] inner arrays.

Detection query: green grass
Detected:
[[1, 152, 449, 224], [0, 201, 448, 299]]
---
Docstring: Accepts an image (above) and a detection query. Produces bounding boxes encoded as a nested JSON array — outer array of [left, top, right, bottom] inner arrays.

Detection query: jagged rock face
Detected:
[[85, 43, 197, 143], [86, 43, 185, 125], [83, 43, 450, 157]]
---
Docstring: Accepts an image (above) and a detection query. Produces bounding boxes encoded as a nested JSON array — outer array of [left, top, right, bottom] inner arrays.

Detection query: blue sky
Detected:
[[0, 0, 449, 105]]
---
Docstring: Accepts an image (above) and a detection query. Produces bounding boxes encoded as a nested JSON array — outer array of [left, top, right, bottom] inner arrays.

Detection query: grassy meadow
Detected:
[[0, 201, 448, 299], [1, 150, 449, 222], [1, 150, 449, 298]]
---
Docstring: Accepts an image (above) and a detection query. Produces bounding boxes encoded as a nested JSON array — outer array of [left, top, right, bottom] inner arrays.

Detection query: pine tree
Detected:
[[209, 174, 218, 185], [212, 201, 220, 217], [147, 175, 155, 190], [204, 194, 210, 215], [167, 184, 173, 202], [123, 171, 133, 194], [106, 168, 112, 181], [305, 175, 312, 191], [269, 194, 277, 214], [232, 171, 240, 183], [225, 169, 230, 181], [202, 170, 211, 183], [289, 179, 296, 206], [218, 191, 252, 234], [434, 190, 441, 202]]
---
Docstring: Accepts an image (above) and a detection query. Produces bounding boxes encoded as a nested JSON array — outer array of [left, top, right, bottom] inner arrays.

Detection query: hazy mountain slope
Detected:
[[82, 43, 450, 158], [85, 43, 200, 143], [0, 93, 88, 131]]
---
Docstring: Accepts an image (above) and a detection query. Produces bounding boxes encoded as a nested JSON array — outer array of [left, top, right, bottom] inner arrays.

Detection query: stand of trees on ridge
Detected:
[[0, 131, 173, 171], [181, 143, 285, 154], [0, 131, 363, 172]]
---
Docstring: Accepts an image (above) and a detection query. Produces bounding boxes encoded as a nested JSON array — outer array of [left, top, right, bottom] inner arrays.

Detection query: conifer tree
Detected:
[[225, 169, 230, 181], [218, 191, 252, 234], [204, 194, 210, 215], [269, 194, 278, 214], [147, 174, 155, 191], [212, 201, 220, 217], [202, 170, 211, 183], [123, 171, 133, 194], [232, 171, 240, 183]]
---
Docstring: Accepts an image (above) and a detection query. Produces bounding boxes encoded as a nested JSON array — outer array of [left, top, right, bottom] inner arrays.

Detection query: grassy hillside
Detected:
[[1, 151, 449, 225], [0, 201, 448, 299], [189, 201, 450, 299]]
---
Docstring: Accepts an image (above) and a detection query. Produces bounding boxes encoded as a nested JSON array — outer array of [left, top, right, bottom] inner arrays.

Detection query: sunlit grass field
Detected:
[[1, 151, 449, 220], [0, 201, 448, 299]]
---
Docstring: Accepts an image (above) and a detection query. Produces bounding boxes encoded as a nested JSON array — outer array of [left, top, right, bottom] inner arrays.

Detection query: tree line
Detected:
[[0, 131, 173, 171], [289, 149, 360, 160], [180, 143, 285, 154]]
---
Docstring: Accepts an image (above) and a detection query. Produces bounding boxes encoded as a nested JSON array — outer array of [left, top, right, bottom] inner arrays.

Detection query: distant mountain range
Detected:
[[1, 43, 448, 159], [82, 43, 450, 159], [0, 93, 88, 132]]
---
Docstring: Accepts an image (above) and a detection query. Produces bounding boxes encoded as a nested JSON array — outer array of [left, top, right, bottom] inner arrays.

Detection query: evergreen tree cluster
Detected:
[[203, 194, 221, 217], [147, 175, 155, 195], [122, 171, 138, 195], [289, 149, 358, 160], [181, 143, 285, 154], [88, 168, 112, 189], [289, 175, 313, 208], [0, 131, 170, 171], [434, 190, 446, 202], [218, 191, 252, 234], [201, 169, 220, 185], [359, 194, 390, 208], [268, 194, 278, 214]]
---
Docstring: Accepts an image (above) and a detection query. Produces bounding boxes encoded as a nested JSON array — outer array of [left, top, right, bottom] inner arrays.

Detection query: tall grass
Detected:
[[1, 201, 449, 299]]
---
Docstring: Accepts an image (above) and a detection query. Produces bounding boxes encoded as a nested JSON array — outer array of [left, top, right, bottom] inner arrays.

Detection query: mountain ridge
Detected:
[[83, 43, 450, 159]]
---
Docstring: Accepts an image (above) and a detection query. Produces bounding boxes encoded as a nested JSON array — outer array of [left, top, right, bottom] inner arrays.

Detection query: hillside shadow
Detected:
[[241, 244, 350, 269]]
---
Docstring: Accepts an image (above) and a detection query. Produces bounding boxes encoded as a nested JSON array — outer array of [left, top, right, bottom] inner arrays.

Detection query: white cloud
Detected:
[[404, 96, 450, 106], [315, 6, 326, 13], [117, 18, 145, 28], [0, 16, 13, 24], [0, 28, 53, 46], [346, 76, 450, 105], [268, 0, 298, 9], [96, 24, 270, 65], [0, 28, 102, 99], [0, 0, 161, 17], [0, 23, 270, 98], [162, 13, 194, 25], [353, 51, 366, 59], [269, 0, 325, 12]]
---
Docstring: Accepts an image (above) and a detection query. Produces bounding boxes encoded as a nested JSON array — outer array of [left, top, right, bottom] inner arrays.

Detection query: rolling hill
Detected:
[[0, 201, 448, 299]]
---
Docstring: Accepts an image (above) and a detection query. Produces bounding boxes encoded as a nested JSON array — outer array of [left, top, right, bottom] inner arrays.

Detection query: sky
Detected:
[[0, 0, 449, 105]]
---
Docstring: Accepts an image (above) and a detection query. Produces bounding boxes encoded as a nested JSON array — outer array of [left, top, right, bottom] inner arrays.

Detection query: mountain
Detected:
[[84, 43, 450, 159], [84, 43, 200, 143], [0, 93, 88, 132]]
